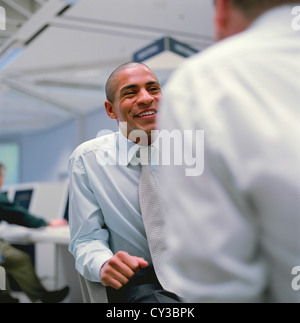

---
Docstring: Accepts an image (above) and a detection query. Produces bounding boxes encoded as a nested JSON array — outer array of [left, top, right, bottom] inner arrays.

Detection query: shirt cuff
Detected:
[[91, 253, 113, 283]]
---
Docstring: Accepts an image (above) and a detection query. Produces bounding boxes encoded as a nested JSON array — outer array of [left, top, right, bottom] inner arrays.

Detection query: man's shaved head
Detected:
[[105, 62, 154, 103]]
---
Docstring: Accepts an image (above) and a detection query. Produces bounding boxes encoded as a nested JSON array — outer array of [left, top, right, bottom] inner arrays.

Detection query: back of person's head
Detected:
[[231, 0, 300, 19]]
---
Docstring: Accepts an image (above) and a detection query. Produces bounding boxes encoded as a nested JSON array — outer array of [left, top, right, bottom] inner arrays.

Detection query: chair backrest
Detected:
[[77, 273, 108, 303], [0, 266, 6, 290]]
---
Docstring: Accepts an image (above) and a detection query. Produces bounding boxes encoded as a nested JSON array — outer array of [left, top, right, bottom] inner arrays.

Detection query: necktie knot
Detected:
[[139, 146, 152, 166]]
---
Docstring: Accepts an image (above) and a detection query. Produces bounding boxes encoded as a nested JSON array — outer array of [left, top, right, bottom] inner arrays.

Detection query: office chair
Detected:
[[0, 266, 6, 291], [77, 273, 108, 303]]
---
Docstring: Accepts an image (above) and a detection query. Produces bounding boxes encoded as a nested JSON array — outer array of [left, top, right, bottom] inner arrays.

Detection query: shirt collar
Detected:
[[248, 4, 294, 33], [116, 130, 160, 166]]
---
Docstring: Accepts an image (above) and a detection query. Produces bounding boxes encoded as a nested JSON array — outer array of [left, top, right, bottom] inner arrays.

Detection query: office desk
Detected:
[[0, 222, 83, 303], [30, 226, 71, 245], [0, 266, 5, 290]]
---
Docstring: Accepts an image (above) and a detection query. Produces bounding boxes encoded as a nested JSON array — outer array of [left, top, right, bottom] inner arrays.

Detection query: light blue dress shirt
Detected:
[[68, 131, 158, 283]]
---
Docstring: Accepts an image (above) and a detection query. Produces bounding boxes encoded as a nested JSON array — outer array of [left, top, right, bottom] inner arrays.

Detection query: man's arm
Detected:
[[0, 193, 47, 228], [68, 155, 114, 282], [68, 153, 149, 287]]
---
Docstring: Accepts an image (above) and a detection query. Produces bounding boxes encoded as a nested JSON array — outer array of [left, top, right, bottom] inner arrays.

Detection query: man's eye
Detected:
[[125, 91, 136, 96], [149, 87, 160, 92]]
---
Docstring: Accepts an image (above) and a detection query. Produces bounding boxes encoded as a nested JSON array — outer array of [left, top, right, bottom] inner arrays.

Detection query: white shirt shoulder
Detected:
[[69, 132, 118, 161]]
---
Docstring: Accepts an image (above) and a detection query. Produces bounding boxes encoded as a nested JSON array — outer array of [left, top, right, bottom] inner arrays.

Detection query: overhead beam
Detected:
[[6, 17, 26, 26], [6, 58, 126, 76], [54, 14, 213, 47], [35, 80, 104, 91], [0, 118, 64, 127], [1, 0, 33, 18], [2, 78, 83, 116], [0, 31, 14, 37], [0, 0, 71, 53], [34, 0, 47, 5]]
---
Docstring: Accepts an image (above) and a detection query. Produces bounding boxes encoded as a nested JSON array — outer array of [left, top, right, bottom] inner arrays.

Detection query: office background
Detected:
[[0, 0, 214, 186], [0, 0, 214, 302]]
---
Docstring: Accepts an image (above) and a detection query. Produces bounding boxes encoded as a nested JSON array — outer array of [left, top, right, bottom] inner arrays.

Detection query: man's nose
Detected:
[[137, 89, 153, 105]]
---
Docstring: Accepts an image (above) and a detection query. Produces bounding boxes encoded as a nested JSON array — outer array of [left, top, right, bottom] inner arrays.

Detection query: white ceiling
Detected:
[[0, 0, 214, 137]]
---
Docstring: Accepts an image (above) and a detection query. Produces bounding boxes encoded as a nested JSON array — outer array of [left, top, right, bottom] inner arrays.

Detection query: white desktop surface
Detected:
[[29, 226, 70, 245], [0, 266, 5, 290], [0, 222, 70, 245]]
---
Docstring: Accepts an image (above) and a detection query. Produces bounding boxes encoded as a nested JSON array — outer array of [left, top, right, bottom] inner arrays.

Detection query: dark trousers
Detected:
[[106, 266, 181, 303], [0, 241, 46, 302]]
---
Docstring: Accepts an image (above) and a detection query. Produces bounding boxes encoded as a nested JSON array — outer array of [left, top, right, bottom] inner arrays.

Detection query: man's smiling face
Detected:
[[105, 64, 162, 141]]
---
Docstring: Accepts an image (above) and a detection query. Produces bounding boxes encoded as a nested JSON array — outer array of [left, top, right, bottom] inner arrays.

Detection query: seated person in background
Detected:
[[0, 163, 69, 303]]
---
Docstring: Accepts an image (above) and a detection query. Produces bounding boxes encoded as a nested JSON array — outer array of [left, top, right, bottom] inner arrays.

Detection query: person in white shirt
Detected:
[[159, 0, 300, 302], [68, 62, 180, 303]]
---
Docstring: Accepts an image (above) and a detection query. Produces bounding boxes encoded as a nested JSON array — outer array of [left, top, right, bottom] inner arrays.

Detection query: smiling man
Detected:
[[68, 62, 181, 303], [104, 63, 161, 145]]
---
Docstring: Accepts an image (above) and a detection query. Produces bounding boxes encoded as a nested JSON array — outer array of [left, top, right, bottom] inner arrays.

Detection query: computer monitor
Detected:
[[63, 196, 69, 221], [5, 181, 69, 221], [0, 191, 8, 198], [13, 189, 33, 210], [0, 186, 14, 201]]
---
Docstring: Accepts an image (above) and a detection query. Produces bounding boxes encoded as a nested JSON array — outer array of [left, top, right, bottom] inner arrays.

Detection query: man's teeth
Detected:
[[138, 111, 156, 117]]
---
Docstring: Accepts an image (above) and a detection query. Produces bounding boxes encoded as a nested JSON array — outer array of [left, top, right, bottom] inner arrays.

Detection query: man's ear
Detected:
[[104, 101, 117, 119], [214, 0, 231, 40]]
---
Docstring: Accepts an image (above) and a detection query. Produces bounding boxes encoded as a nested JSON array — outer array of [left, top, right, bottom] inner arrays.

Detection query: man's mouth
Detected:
[[135, 110, 157, 117]]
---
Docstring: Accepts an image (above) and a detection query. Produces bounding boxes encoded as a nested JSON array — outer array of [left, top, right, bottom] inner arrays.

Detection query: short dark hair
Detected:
[[230, 0, 300, 18], [105, 62, 155, 103]]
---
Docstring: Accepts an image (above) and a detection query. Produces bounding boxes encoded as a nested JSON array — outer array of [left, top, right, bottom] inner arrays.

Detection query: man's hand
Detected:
[[48, 219, 68, 227], [100, 251, 148, 290]]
